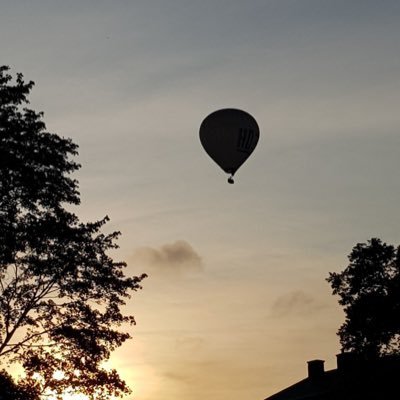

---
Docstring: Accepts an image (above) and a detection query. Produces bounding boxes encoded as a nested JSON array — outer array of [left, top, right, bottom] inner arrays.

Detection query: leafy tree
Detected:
[[0, 370, 40, 400], [327, 238, 400, 358], [0, 66, 146, 399]]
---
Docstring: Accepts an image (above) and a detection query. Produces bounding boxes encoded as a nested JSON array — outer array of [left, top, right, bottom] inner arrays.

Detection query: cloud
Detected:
[[175, 336, 205, 352], [269, 290, 327, 318], [163, 371, 195, 385], [160, 358, 274, 398], [130, 240, 203, 275]]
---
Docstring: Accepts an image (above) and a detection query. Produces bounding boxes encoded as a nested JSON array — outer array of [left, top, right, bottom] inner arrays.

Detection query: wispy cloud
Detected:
[[269, 290, 327, 318], [130, 240, 203, 275], [163, 370, 195, 385], [175, 336, 205, 352]]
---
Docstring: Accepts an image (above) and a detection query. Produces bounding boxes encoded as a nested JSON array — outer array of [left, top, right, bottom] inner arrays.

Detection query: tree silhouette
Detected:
[[0, 66, 146, 399], [327, 238, 400, 358], [0, 370, 40, 400]]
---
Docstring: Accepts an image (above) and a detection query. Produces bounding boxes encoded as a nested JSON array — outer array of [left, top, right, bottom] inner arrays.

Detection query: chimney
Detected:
[[307, 359, 325, 380]]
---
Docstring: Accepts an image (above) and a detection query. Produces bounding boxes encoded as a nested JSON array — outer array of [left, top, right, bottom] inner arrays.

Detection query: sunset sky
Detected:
[[2, 1, 400, 399]]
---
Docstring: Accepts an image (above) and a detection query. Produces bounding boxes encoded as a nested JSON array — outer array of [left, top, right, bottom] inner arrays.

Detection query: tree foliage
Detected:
[[327, 238, 400, 358], [0, 370, 40, 400], [0, 66, 146, 399]]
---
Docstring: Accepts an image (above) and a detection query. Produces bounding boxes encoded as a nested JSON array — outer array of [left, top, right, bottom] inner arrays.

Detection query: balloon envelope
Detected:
[[199, 109, 259, 178]]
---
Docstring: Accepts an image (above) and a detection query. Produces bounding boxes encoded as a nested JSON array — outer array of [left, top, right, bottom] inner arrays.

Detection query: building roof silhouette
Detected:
[[264, 353, 400, 400]]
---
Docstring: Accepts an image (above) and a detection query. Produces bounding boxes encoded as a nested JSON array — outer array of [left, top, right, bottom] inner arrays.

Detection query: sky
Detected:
[[2, 1, 400, 399]]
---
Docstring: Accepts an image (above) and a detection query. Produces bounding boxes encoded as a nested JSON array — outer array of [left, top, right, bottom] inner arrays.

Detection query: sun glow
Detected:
[[45, 365, 125, 400], [58, 393, 89, 400], [44, 388, 89, 400]]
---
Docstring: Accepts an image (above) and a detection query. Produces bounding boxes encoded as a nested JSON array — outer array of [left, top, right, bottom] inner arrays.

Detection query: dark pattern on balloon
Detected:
[[199, 109, 259, 184], [237, 128, 256, 154]]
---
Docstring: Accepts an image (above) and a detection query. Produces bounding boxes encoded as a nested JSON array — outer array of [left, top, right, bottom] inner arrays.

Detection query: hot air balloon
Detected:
[[199, 108, 259, 184]]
